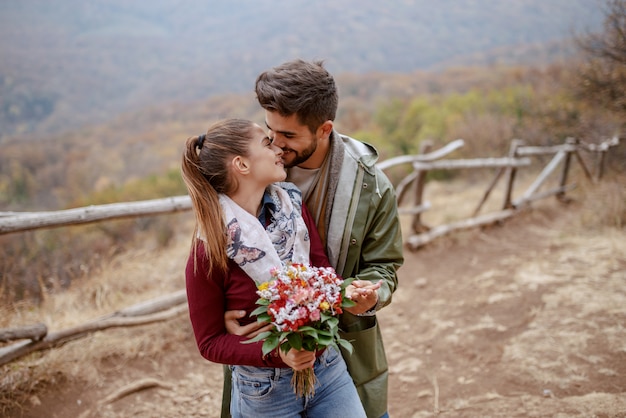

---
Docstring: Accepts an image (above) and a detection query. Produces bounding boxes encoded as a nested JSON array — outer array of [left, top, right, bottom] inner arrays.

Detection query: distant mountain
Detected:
[[0, 0, 604, 139]]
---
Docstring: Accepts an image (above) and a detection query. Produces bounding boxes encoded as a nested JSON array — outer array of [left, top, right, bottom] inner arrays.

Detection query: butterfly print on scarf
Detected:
[[226, 219, 266, 266]]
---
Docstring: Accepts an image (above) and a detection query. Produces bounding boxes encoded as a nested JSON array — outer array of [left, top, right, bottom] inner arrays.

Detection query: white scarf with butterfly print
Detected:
[[219, 182, 311, 285]]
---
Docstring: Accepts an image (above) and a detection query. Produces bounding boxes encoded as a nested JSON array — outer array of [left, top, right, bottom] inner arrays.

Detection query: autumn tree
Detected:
[[576, 0, 626, 116]]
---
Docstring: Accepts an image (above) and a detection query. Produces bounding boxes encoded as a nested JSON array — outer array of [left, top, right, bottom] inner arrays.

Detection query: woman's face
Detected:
[[245, 123, 286, 187]]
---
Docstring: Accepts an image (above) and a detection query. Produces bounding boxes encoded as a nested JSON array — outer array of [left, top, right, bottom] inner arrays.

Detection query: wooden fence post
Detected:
[[502, 139, 524, 209], [557, 137, 576, 203], [473, 167, 505, 216], [596, 148, 607, 181], [412, 140, 433, 234]]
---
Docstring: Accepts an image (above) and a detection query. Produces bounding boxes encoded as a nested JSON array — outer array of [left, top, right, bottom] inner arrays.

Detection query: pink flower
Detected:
[[309, 309, 321, 321]]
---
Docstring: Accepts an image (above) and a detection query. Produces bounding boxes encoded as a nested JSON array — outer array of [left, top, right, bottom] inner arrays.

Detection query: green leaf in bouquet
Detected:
[[287, 332, 303, 350], [241, 330, 272, 344], [316, 329, 333, 339], [341, 277, 355, 289], [255, 314, 272, 324], [316, 333, 333, 347], [250, 305, 269, 317], [324, 316, 339, 329], [341, 297, 356, 308], [279, 340, 293, 354], [261, 333, 281, 356], [297, 326, 318, 339], [303, 338, 318, 351], [337, 337, 354, 355]]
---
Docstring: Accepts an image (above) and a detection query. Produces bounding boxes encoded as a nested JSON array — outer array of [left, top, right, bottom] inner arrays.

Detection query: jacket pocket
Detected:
[[339, 319, 388, 386]]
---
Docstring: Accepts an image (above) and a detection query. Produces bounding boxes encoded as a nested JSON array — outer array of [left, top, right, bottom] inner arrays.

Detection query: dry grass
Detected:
[[575, 173, 626, 230], [0, 219, 194, 416]]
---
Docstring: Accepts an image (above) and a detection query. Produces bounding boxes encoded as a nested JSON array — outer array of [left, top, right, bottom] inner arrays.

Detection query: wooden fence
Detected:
[[0, 135, 621, 366], [391, 135, 619, 248]]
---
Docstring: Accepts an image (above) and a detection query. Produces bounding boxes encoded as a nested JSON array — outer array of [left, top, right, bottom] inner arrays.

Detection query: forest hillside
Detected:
[[0, 0, 604, 138]]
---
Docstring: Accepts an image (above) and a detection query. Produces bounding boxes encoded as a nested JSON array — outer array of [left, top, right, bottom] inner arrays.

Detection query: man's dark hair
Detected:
[[255, 59, 338, 133]]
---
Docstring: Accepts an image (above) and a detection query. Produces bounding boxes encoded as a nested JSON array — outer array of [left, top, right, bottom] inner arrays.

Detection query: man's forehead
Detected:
[[265, 113, 304, 133]]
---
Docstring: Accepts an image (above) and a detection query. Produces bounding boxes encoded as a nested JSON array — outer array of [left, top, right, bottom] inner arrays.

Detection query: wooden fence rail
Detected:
[[0, 196, 192, 235], [0, 135, 621, 366]]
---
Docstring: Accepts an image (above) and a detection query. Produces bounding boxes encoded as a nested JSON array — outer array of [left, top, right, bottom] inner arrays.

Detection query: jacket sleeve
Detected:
[[348, 168, 404, 311], [185, 241, 285, 367]]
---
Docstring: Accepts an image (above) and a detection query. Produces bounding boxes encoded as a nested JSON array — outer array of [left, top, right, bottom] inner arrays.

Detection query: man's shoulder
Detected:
[[334, 132, 396, 189], [337, 132, 376, 154], [336, 132, 379, 167]]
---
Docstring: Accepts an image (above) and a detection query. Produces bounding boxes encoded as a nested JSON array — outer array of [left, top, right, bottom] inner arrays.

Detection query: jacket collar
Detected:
[[333, 130, 379, 174]]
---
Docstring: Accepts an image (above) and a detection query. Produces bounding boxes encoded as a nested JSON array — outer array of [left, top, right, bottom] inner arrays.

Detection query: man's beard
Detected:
[[282, 138, 318, 168]]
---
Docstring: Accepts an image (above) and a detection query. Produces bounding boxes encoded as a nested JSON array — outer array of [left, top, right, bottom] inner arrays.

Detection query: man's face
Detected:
[[265, 111, 318, 169]]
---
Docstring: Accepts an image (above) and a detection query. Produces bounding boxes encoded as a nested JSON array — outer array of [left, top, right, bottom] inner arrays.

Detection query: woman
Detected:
[[181, 119, 366, 418]]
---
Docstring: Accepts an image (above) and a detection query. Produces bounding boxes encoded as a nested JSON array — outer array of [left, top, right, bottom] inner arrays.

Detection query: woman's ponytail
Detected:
[[181, 134, 228, 276], [181, 119, 255, 277]]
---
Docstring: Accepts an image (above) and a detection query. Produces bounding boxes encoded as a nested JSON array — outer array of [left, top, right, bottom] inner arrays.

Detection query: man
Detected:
[[224, 59, 404, 418]]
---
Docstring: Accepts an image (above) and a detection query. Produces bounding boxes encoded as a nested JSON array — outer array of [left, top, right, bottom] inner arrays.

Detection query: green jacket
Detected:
[[324, 132, 404, 418]]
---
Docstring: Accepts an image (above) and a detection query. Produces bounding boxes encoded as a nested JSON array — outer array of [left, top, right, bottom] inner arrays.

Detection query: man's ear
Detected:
[[318, 120, 334, 139], [231, 156, 250, 174]]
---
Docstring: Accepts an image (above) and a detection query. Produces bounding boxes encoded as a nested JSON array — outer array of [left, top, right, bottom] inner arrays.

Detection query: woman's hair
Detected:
[[255, 59, 338, 133], [181, 118, 255, 276]]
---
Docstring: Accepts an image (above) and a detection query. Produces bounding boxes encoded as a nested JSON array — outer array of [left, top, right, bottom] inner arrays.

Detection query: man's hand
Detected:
[[224, 310, 272, 338], [345, 280, 382, 315]]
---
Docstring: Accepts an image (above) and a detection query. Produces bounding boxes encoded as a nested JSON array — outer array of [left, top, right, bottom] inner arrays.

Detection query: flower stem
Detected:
[[291, 367, 317, 398]]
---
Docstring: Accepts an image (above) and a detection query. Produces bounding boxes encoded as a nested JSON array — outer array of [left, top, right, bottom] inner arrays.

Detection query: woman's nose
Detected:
[[272, 144, 283, 156]]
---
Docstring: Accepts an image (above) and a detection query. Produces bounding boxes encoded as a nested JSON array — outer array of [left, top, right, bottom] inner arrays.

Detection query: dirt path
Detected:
[[12, 201, 626, 417]]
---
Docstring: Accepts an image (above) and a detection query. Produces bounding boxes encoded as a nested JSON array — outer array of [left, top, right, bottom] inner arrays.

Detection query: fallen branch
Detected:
[[0, 304, 187, 366], [406, 209, 518, 250], [101, 377, 174, 405], [107, 289, 187, 318], [0, 323, 47, 343]]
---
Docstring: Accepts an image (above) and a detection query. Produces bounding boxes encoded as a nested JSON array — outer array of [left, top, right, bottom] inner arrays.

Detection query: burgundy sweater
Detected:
[[185, 205, 332, 368]]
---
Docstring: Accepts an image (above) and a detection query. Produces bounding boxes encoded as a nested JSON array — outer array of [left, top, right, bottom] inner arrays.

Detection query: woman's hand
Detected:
[[279, 347, 316, 370], [345, 280, 381, 315]]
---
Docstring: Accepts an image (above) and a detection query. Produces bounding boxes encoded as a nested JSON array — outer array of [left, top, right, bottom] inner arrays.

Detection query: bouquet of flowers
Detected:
[[245, 263, 354, 398]]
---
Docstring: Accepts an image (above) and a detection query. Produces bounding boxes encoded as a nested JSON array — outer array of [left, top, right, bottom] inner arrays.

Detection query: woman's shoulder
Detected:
[[271, 182, 303, 206], [273, 181, 301, 196]]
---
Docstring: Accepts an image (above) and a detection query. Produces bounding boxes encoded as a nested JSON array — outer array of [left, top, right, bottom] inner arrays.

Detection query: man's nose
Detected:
[[271, 134, 286, 149]]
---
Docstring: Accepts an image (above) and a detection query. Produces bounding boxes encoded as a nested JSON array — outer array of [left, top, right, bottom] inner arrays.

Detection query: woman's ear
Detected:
[[231, 156, 250, 175]]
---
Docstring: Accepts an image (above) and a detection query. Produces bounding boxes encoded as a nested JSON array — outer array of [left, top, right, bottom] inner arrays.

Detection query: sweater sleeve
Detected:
[[302, 204, 335, 271], [185, 242, 285, 367]]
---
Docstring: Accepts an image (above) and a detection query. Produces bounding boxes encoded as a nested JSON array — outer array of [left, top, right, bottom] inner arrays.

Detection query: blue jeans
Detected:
[[230, 346, 366, 418]]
